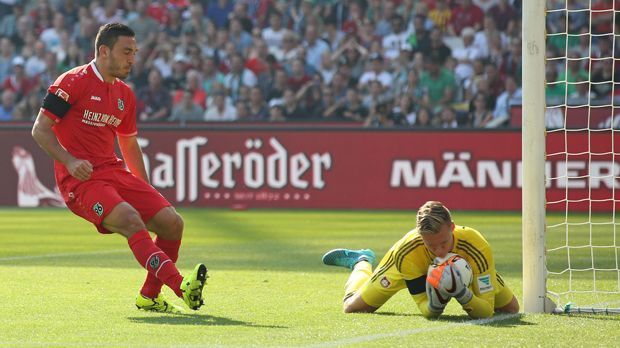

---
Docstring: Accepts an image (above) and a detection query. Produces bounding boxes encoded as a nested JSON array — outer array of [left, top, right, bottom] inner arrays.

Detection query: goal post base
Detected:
[[561, 303, 620, 315], [544, 297, 562, 314]]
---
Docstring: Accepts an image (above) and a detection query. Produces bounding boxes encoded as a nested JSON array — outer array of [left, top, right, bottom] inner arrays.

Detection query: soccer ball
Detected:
[[427, 252, 474, 295], [444, 253, 473, 288]]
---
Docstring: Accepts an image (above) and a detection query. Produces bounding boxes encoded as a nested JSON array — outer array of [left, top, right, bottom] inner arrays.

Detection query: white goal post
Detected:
[[522, 0, 548, 314], [522, 1, 620, 314]]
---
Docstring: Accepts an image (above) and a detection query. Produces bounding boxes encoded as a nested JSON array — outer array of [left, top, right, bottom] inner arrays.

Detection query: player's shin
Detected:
[[140, 237, 181, 298], [128, 230, 184, 298]]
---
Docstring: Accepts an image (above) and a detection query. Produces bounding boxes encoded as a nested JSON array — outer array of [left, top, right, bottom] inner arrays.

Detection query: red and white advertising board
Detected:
[[1, 128, 617, 211]]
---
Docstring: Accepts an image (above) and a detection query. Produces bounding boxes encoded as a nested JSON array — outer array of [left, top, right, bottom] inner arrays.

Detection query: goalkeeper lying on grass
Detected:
[[322, 201, 519, 318]]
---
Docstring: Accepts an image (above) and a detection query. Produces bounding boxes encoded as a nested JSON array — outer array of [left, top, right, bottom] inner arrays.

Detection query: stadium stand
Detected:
[[0, 0, 588, 128]]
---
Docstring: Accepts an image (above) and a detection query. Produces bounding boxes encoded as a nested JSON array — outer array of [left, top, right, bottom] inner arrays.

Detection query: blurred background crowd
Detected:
[[0, 0, 617, 127]]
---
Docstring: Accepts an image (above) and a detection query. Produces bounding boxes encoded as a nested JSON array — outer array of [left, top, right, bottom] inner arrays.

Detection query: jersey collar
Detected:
[[89, 60, 115, 84]]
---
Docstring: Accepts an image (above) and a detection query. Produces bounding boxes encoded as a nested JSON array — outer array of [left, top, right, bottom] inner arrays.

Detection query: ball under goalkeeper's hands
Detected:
[[427, 253, 473, 304]]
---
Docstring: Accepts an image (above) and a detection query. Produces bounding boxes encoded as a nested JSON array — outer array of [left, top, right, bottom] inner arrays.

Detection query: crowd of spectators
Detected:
[[0, 0, 616, 127]]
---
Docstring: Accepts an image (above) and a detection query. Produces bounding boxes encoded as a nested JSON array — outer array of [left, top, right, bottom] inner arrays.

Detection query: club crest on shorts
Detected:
[[117, 98, 124, 111], [92, 202, 103, 217], [380, 276, 391, 288], [148, 255, 160, 270]]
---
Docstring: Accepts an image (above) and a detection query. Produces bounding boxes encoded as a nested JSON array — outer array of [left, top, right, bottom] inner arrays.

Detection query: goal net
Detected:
[[523, 1, 620, 313]]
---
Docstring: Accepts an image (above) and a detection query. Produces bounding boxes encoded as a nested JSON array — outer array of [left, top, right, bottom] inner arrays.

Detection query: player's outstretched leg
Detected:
[[181, 263, 209, 310], [140, 237, 181, 299], [136, 293, 184, 313], [322, 249, 377, 270]]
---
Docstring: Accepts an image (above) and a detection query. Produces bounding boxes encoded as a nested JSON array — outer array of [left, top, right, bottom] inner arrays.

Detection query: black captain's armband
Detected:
[[405, 275, 426, 295], [42, 91, 71, 117]]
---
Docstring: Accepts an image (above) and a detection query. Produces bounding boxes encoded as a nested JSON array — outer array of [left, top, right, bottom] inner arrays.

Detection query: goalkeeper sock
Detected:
[[459, 294, 494, 319], [128, 231, 183, 298], [140, 237, 181, 298], [343, 260, 373, 301]]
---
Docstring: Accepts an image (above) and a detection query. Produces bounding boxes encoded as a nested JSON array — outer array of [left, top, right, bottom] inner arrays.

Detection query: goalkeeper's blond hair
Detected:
[[416, 201, 452, 235]]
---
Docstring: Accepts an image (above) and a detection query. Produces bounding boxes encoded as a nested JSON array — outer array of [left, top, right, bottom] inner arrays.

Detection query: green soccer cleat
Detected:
[[136, 293, 184, 314], [322, 248, 377, 270], [181, 263, 208, 310]]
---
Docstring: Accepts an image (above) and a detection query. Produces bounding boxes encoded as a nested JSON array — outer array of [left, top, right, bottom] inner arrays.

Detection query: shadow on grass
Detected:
[[372, 311, 417, 317], [558, 313, 620, 322], [433, 313, 535, 327], [127, 313, 287, 328], [344, 311, 533, 328], [127, 313, 288, 329]]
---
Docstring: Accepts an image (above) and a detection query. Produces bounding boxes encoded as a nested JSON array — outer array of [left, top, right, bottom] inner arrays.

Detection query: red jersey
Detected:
[[40, 61, 137, 185]]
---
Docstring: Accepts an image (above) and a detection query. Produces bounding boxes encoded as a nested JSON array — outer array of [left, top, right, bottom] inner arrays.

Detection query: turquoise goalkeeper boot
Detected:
[[180, 263, 209, 310], [322, 249, 377, 270]]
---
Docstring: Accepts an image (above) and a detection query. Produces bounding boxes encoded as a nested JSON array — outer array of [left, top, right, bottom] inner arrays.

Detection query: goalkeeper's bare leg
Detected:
[[322, 249, 380, 313], [343, 292, 378, 313], [495, 296, 519, 314], [342, 260, 379, 313]]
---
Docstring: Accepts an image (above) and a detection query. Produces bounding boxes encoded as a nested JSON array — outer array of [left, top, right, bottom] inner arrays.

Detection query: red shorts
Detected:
[[58, 166, 171, 234]]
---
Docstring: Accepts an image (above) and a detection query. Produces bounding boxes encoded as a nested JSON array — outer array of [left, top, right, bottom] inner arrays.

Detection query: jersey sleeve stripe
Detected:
[[116, 131, 138, 137], [456, 242, 485, 273], [496, 272, 505, 287], [393, 239, 420, 273], [458, 240, 489, 270], [370, 237, 425, 282], [395, 240, 424, 272], [370, 251, 395, 282], [457, 240, 487, 271]]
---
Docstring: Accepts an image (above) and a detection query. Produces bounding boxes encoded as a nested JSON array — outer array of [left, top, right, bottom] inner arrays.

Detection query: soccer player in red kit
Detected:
[[31, 23, 207, 313]]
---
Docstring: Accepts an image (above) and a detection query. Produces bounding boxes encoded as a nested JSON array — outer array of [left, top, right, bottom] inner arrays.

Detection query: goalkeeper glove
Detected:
[[426, 277, 451, 314], [426, 264, 451, 314], [427, 256, 473, 305]]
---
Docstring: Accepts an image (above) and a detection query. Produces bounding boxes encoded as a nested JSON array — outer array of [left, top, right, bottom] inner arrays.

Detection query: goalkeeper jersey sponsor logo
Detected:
[[477, 274, 493, 293]]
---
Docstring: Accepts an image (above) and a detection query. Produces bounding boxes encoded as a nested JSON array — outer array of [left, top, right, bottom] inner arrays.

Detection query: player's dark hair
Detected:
[[417, 201, 452, 235], [94, 23, 135, 57]]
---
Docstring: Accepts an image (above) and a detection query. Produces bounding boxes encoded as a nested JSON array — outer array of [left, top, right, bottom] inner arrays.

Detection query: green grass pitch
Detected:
[[0, 208, 618, 347]]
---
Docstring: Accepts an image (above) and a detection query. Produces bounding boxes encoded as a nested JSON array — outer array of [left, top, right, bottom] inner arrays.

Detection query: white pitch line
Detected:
[[0, 249, 128, 262], [304, 313, 521, 348]]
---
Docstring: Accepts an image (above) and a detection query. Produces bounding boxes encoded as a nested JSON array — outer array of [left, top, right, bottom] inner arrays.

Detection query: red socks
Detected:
[[140, 237, 182, 298], [127, 230, 183, 298]]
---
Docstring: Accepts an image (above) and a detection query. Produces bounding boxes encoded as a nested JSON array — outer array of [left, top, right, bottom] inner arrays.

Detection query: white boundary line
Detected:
[[0, 249, 127, 263], [303, 313, 521, 348]]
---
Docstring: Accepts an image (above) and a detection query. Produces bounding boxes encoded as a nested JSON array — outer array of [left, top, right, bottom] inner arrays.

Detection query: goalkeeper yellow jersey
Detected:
[[358, 225, 512, 315]]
